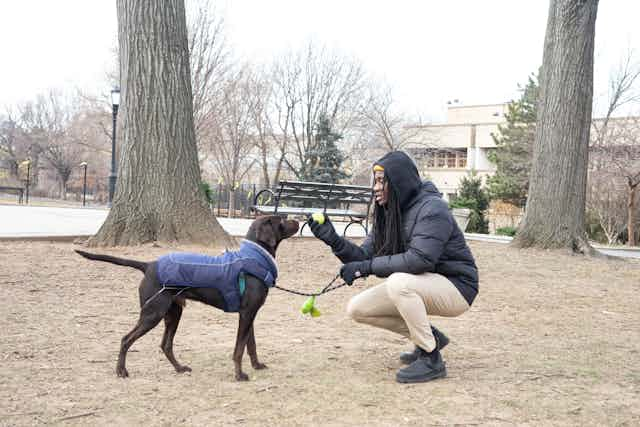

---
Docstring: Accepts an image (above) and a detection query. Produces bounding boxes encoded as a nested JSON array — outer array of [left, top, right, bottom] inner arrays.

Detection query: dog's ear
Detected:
[[257, 220, 277, 248]]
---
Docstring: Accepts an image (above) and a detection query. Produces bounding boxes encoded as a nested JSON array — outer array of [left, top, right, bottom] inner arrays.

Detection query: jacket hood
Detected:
[[374, 151, 422, 208], [422, 180, 442, 198]]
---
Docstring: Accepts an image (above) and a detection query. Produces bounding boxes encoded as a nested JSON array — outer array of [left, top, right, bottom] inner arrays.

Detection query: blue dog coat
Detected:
[[157, 240, 278, 312]]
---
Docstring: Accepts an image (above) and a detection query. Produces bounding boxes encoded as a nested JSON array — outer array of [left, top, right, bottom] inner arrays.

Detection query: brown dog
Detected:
[[75, 215, 299, 381]]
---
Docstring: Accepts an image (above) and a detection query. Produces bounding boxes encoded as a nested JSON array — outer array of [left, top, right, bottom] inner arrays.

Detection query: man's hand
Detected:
[[340, 260, 372, 286], [307, 214, 341, 249]]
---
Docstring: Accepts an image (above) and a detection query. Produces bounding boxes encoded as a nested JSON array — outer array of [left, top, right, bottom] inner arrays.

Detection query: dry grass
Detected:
[[1, 239, 639, 426]]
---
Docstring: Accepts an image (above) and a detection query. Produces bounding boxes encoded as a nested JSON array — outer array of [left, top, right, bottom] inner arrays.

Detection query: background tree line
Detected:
[[0, 0, 421, 204]]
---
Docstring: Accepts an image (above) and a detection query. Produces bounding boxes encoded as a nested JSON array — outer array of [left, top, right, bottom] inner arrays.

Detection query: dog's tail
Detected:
[[75, 249, 148, 273]]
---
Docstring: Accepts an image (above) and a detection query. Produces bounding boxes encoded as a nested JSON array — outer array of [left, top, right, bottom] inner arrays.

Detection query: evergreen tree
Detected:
[[450, 172, 490, 234], [302, 115, 350, 183], [487, 72, 539, 206]]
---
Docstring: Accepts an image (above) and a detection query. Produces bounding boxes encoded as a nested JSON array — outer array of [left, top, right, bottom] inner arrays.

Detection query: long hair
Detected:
[[372, 175, 405, 256]]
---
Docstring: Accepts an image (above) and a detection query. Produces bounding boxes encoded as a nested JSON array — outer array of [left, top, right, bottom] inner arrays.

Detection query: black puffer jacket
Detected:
[[332, 151, 479, 305]]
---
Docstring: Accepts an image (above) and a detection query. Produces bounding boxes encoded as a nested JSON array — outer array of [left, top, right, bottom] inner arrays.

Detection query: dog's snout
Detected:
[[288, 220, 300, 233]]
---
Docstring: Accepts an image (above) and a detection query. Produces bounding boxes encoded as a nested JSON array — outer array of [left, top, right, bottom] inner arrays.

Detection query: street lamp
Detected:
[[24, 158, 31, 204], [109, 87, 121, 205], [80, 161, 88, 207]]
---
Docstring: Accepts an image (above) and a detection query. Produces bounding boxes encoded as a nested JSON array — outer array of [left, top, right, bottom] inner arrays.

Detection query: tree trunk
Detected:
[[89, 0, 234, 247], [628, 184, 637, 247], [514, 0, 599, 253]]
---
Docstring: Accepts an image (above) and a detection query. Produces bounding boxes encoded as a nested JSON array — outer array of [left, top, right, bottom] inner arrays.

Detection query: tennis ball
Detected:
[[301, 296, 315, 314], [310, 307, 321, 317], [311, 213, 325, 225]]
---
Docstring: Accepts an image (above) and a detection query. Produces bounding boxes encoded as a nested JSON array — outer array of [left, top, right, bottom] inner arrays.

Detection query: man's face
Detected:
[[373, 170, 389, 206]]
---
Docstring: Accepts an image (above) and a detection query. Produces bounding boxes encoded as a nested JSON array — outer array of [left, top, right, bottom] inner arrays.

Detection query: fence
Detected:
[[210, 183, 261, 218]]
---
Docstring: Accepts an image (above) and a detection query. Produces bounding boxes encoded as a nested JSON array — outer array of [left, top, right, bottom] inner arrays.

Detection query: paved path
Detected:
[[1, 205, 638, 259], [0, 204, 366, 239]]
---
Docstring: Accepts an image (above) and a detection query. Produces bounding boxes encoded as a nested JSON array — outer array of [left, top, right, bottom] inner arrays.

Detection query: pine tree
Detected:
[[487, 73, 539, 206], [303, 115, 350, 183]]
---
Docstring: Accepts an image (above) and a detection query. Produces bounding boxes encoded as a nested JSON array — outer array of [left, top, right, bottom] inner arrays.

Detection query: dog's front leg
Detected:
[[247, 326, 267, 370], [233, 311, 256, 381]]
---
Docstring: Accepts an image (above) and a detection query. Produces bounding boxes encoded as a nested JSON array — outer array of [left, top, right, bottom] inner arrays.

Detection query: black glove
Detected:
[[307, 214, 341, 249], [340, 260, 372, 286]]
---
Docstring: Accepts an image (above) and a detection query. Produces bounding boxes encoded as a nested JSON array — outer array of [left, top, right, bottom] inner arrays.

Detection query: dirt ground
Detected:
[[1, 237, 639, 426]]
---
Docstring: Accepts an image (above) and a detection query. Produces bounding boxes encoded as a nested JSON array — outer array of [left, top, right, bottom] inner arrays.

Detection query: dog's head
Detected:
[[246, 215, 299, 256]]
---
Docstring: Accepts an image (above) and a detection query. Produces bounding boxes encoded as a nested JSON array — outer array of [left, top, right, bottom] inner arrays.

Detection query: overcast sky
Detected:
[[1, 0, 638, 121]]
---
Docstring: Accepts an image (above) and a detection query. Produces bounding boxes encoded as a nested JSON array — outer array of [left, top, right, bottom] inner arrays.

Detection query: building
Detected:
[[405, 103, 508, 201]]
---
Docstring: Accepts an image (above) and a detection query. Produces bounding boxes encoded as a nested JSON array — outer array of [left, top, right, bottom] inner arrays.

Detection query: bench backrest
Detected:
[[274, 180, 372, 207]]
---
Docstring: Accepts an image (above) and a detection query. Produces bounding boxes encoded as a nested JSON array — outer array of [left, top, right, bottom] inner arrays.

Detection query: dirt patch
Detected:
[[1, 239, 639, 426]]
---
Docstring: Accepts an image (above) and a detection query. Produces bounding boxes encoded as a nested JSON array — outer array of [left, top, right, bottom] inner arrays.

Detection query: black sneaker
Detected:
[[396, 348, 447, 384], [399, 326, 450, 365]]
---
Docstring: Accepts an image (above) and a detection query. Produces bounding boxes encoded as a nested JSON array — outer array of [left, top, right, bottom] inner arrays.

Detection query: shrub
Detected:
[[496, 226, 517, 237], [200, 182, 214, 205]]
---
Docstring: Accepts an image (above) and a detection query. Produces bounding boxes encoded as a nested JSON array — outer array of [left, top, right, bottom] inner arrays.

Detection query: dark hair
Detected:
[[372, 175, 405, 256]]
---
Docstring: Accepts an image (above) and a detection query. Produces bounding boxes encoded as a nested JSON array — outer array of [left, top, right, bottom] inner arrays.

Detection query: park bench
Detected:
[[251, 180, 472, 236], [0, 185, 24, 204], [252, 180, 373, 236]]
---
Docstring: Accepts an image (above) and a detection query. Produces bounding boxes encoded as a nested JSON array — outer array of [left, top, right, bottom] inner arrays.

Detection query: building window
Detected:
[[409, 148, 467, 169], [457, 150, 467, 168]]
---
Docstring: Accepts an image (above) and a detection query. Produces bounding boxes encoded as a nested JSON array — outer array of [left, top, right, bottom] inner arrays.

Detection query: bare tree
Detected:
[[270, 42, 367, 179], [587, 159, 629, 244], [0, 110, 21, 182], [514, 0, 599, 252], [207, 65, 258, 217], [187, 0, 230, 148], [589, 49, 640, 245], [243, 66, 287, 188], [16, 91, 79, 195], [360, 82, 423, 152], [593, 49, 640, 145], [604, 118, 640, 245], [90, 0, 233, 247]]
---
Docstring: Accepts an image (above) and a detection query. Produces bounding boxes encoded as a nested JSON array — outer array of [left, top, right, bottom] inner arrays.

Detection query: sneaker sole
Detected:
[[396, 367, 447, 384]]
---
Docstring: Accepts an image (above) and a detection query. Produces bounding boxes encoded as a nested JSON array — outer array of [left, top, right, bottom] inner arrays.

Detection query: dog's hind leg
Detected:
[[117, 294, 171, 378], [160, 302, 192, 373], [247, 326, 267, 370]]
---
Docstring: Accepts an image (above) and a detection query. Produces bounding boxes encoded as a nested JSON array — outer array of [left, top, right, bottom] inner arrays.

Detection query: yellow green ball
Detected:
[[312, 213, 325, 225]]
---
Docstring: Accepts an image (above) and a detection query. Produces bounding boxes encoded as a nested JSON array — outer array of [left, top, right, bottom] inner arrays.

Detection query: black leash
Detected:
[[274, 274, 349, 297], [143, 274, 348, 308]]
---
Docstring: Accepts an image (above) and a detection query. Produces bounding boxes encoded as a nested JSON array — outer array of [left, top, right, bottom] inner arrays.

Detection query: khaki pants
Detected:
[[346, 272, 470, 352]]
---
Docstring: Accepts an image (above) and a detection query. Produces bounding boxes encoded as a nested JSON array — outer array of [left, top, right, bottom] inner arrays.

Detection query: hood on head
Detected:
[[374, 151, 422, 208], [422, 180, 442, 198]]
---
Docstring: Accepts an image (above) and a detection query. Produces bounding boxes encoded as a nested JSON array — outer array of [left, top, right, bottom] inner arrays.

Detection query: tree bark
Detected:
[[89, 0, 234, 247], [514, 0, 599, 253]]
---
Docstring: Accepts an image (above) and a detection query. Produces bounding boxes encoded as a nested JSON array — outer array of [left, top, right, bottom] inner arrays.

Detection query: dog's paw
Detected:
[[252, 362, 268, 370], [235, 372, 249, 381], [116, 366, 129, 378], [176, 365, 192, 373]]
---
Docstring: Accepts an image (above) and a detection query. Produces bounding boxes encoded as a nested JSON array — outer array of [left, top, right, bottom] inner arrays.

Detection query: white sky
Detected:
[[1, 0, 638, 121]]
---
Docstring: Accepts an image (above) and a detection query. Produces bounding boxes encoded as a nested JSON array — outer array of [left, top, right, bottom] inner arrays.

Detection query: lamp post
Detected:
[[25, 158, 31, 204], [80, 161, 88, 207], [109, 87, 120, 205]]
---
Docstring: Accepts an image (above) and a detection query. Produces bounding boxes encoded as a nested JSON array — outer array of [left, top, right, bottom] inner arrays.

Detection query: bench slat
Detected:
[[253, 205, 366, 218]]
